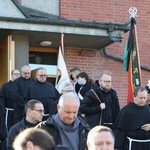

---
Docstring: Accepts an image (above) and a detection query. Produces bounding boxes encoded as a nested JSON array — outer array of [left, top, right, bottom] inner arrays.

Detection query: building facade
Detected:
[[0, 0, 149, 107]]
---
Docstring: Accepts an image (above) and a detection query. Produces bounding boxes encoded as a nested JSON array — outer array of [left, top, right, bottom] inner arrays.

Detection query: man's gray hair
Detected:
[[36, 67, 47, 75], [58, 92, 80, 107], [62, 82, 73, 89], [21, 65, 31, 72]]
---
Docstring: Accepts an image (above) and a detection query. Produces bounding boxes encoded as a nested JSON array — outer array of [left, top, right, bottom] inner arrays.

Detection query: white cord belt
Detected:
[[5, 107, 14, 128], [127, 136, 150, 150], [44, 114, 49, 116], [103, 123, 113, 125]]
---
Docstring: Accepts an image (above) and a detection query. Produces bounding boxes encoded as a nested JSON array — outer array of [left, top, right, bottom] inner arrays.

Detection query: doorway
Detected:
[[0, 36, 15, 87], [29, 47, 58, 85]]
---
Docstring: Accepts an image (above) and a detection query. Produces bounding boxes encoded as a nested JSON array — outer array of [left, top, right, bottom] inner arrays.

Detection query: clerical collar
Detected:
[[133, 102, 146, 107], [24, 118, 38, 128]]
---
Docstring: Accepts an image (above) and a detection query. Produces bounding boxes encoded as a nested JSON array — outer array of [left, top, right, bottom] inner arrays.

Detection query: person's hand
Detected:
[[100, 103, 106, 110], [141, 124, 150, 131]]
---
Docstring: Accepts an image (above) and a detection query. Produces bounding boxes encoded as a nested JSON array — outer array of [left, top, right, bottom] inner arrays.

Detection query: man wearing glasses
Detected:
[[113, 86, 150, 150], [7, 99, 44, 150], [24, 67, 60, 120], [13, 65, 35, 124], [80, 70, 120, 129], [0, 69, 20, 131]]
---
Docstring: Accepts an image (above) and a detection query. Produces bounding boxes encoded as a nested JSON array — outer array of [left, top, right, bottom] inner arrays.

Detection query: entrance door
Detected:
[[0, 35, 15, 87]]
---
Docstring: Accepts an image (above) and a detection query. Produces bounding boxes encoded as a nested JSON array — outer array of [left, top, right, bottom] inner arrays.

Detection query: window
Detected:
[[29, 47, 58, 85]]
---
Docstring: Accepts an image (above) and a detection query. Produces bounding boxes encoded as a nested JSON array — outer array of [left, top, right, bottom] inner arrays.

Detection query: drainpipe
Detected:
[[103, 48, 150, 71]]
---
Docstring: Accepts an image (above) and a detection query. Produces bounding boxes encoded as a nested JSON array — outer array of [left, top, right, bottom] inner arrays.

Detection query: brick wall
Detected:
[[60, 0, 150, 107]]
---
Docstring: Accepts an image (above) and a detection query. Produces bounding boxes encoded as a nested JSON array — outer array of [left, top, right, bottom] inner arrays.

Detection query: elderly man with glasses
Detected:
[[13, 65, 35, 124], [7, 99, 44, 150], [0, 69, 20, 131], [24, 67, 60, 120]]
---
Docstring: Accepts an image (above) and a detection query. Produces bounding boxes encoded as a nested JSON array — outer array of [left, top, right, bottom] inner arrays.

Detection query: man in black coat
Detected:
[[0, 69, 20, 130], [7, 99, 44, 150], [113, 86, 150, 150], [24, 67, 60, 120], [80, 71, 120, 129], [13, 65, 35, 123]]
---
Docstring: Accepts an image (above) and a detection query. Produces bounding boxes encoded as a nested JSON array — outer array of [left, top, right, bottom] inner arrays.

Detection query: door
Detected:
[[0, 35, 15, 87]]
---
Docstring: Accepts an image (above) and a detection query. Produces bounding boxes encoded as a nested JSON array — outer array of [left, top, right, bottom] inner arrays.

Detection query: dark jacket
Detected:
[[0, 80, 15, 108], [0, 102, 7, 140], [80, 80, 120, 129], [36, 115, 90, 150], [0, 81, 17, 130], [74, 82, 82, 94], [7, 118, 26, 150], [13, 77, 35, 107], [0, 101, 7, 150], [13, 77, 35, 123], [78, 82, 91, 100], [24, 80, 60, 114], [7, 118, 38, 150]]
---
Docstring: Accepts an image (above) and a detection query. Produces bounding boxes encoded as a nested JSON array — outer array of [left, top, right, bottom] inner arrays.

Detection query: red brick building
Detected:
[[0, 0, 149, 107], [60, 0, 150, 107]]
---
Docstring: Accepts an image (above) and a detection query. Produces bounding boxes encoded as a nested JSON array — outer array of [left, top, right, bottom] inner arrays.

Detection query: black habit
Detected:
[[0, 81, 15, 130], [113, 102, 150, 150], [80, 80, 120, 129], [24, 80, 60, 119], [13, 76, 35, 123], [0, 101, 7, 150]]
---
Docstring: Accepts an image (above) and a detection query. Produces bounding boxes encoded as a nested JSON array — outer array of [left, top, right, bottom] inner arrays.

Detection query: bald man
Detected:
[[13, 65, 35, 123]]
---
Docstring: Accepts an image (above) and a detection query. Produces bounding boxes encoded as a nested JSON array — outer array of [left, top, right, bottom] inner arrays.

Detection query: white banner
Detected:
[[55, 47, 70, 93]]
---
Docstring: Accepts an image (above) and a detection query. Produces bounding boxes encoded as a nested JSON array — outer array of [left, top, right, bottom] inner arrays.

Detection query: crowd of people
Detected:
[[0, 65, 150, 150]]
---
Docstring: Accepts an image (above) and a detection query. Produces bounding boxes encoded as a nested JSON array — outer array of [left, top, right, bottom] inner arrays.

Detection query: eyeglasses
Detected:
[[38, 75, 47, 78], [101, 80, 112, 83], [23, 72, 30, 75], [32, 109, 45, 114], [13, 73, 20, 75]]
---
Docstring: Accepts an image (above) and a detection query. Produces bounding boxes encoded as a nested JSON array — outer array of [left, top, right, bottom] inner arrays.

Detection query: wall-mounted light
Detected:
[[40, 41, 52, 46]]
